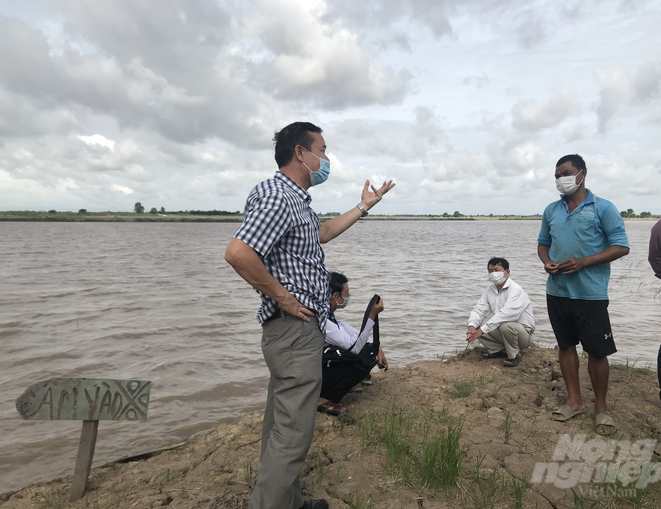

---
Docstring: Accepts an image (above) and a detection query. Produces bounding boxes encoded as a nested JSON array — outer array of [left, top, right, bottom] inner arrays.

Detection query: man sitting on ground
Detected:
[[465, 257, 535, 367], [318, 272, 388, 417]]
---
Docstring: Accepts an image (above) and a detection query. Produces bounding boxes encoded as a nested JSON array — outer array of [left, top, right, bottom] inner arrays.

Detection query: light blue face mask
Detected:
[[302, 148, 330, 186]]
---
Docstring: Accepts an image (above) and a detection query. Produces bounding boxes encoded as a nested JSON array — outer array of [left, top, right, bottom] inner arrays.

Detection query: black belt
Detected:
[[262, 308, 316, 325]]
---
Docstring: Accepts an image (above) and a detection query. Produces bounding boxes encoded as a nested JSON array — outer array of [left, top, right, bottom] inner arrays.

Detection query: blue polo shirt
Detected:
[[537, 189, 629, 300]]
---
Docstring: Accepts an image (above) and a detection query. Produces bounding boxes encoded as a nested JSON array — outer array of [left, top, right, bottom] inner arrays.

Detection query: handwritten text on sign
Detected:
[[16, 378, 151, 421]]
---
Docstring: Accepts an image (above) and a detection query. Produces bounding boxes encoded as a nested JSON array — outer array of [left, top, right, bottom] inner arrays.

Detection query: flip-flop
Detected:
[[552, 405, 586, 422], [482, 350, 508, 359], [503, 354, 521, 367], [595, 413, 617, 435]]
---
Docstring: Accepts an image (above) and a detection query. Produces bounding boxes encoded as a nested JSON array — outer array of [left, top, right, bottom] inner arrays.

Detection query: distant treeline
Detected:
[[187, 210, 242, 216], [619, 208, 654, 218]]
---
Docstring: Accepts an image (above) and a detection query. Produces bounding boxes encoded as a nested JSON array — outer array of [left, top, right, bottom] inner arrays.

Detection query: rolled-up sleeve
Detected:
[[650, 219, 661, 279]]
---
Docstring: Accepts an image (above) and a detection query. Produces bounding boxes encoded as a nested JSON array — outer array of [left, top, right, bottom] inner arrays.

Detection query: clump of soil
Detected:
[[3, 345, 661, 509]]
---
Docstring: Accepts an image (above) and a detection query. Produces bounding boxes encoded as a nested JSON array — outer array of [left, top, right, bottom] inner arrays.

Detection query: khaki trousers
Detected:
[[248, 313, 323, 509], [478, 321, 533, 359]]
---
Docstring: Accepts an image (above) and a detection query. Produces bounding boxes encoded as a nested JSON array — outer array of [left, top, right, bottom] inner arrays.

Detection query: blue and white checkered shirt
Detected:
[[233, 171, 331, 330]]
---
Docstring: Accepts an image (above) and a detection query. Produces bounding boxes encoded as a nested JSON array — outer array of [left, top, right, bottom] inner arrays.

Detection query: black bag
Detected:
[[322, 294, 380, 370]]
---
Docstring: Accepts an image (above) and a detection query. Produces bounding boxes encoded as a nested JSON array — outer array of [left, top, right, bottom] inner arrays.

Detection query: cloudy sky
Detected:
[[2, 0, 660, 215]]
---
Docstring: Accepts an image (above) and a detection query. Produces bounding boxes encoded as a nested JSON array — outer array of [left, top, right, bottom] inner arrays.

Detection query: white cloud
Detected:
[[244, 0, 410, 109], [595, 66, 633, 133], [111, 183, 133, 194], [79, 134, 116, 150], [512, 87, 581, 133], [633, 61, 661, 101]]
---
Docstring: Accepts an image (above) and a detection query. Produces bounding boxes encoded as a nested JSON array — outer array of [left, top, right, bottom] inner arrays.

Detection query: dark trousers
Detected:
[[320, 344, 376, 403]]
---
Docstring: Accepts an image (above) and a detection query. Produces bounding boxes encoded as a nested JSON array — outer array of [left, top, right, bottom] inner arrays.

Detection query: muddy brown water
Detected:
[[1, 220, 659, 493]]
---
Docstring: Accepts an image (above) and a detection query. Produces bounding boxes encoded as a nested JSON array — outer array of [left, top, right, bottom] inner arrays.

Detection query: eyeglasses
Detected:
[[336, 292, 351, 299]]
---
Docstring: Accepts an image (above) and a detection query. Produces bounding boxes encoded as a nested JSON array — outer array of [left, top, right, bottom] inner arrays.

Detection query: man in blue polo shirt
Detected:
[[537, 154, 629, 435]]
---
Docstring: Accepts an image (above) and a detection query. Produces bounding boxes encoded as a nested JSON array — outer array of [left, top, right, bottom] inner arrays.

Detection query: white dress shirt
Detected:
[[325, 318, 375, 354], [467, 278, 535, 334]]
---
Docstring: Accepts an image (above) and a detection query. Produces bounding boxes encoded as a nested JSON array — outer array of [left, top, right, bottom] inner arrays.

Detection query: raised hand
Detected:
[[361, 179, 396, 210]]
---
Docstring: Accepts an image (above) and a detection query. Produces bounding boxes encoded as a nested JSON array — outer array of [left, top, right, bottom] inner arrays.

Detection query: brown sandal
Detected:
[[503, 353, 521, 367]]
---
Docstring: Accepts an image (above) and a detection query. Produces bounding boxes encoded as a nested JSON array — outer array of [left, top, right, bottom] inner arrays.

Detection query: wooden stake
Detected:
[[70, 420, 99, 502]]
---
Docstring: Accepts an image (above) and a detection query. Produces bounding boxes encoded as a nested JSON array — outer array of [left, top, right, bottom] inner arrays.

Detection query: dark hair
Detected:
[[273, 122, 323, 168], [487, 257, 509, 270], [329, 271, 348, 296], [556, 154, 586, 171]]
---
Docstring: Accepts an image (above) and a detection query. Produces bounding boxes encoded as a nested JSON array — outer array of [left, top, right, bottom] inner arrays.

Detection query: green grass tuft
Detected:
[[448, 380, 474, 399]]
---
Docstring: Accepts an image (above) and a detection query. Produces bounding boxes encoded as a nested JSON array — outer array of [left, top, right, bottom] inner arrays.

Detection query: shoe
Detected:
[[317, 401, 355, 424], [595, 413, 617, 435], [299, 499, 329, 509], [361, 374, 373, 385], [317, 401, 345, 416], [552, 405, 586, 422], [503, 353, 521, 367], [481, 350, 508, 359]]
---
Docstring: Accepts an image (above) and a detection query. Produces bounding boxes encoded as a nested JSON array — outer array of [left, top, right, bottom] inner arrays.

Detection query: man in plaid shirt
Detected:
[[225, 122, 394, 509]]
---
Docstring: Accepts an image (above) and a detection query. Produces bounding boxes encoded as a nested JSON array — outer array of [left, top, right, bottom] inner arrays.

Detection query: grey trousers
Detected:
[[248, 313, 324, 509], [478, 321, 533, 359]]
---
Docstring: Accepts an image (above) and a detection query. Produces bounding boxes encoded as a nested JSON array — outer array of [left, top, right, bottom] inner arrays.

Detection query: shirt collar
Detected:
[[275, 171, 311, 204], [489, 276, 512, 294], [560, 188, 595, 212]]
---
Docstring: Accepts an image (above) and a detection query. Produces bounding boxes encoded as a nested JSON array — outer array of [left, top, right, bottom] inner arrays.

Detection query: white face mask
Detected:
[[556, 169, 585, 196], [488, 271, 506, 285], [336, 294, 349, 309]]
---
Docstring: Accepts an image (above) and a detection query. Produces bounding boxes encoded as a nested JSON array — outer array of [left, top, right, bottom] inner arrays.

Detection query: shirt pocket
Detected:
[[571, 211, 603, 246]]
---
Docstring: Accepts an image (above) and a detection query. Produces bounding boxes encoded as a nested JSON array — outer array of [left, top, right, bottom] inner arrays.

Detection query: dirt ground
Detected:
[[3, 344, 661, 509]]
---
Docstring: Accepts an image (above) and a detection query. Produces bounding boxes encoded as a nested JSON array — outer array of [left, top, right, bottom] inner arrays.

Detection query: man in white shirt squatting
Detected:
[[318, 272, 388, 418], [466, 257, 535, 367]]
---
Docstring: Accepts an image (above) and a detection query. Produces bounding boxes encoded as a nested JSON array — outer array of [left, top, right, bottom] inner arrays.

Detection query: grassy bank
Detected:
[[2, 211, 659, 223], [0, 211, 244, 222], [0, 211, 539, 222]]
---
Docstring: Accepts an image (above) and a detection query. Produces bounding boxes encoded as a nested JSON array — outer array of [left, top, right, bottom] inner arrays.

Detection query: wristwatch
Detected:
[[357, 204, 368, 217]]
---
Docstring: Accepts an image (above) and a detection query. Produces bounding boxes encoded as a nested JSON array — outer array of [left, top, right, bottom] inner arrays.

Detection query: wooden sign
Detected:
[[16, 378, 150, 421], [16, 378, 151, 501]]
